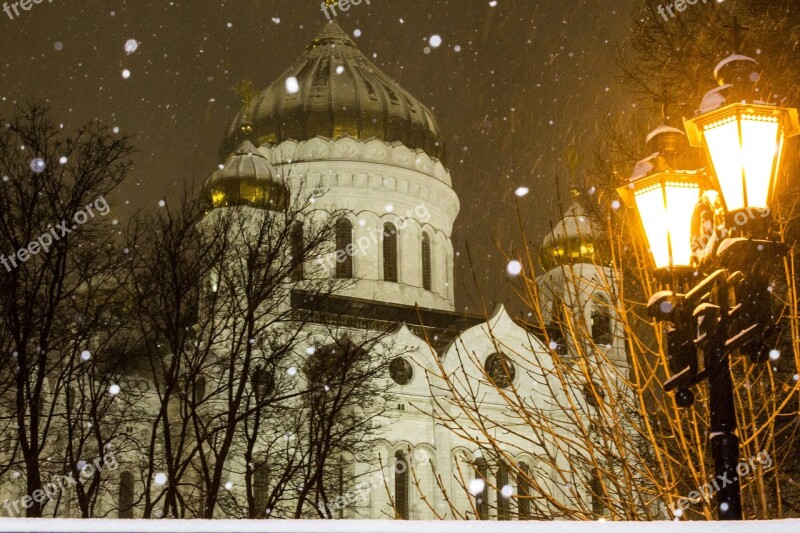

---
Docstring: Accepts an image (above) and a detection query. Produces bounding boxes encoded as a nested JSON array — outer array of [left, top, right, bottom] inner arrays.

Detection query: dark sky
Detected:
[[0, 0, 635, 315]]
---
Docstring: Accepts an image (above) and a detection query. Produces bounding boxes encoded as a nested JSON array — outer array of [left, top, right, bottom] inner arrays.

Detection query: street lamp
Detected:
[[617, 127, 708, 273], [685, 102, 800, 218], [620, 56, 796, 521]]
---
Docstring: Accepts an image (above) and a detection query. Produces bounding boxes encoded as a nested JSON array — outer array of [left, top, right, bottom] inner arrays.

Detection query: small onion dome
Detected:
[[539, 188, 598, 269], [223, 22, 445, 161], [204, 140, 287, 210]]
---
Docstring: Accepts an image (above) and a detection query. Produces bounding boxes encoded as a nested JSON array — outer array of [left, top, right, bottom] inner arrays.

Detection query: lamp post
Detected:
[[618, 55, 798, 520]]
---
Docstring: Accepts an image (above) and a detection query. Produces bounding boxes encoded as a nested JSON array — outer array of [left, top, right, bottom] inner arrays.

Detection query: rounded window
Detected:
[[389, 357, 414, 385], [485, 353, 515, 389]]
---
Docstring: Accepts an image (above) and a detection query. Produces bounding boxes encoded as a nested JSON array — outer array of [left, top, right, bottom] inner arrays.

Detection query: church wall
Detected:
[[261, 138, 458, 312]]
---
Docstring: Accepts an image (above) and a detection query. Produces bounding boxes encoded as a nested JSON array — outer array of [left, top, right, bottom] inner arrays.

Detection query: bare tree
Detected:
[[0, 103, 135, 517]]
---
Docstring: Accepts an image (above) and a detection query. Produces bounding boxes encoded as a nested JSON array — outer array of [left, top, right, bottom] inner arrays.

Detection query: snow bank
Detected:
[[0, 518, 798, 533]]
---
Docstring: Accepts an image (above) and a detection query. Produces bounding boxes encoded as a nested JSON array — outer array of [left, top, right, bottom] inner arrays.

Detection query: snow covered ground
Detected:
[[0, 519, 799, 533]]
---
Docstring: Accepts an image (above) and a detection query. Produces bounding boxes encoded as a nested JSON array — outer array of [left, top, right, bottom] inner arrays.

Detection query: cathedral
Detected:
[[206, 22, 628, 520], [0, 21, 629, 521]]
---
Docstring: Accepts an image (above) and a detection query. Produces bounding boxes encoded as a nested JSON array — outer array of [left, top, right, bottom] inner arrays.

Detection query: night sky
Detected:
[[0, 0, 635, 315]]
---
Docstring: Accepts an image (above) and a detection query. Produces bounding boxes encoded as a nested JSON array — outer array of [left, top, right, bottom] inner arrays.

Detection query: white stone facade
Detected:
[[268, 136, 459, 311]]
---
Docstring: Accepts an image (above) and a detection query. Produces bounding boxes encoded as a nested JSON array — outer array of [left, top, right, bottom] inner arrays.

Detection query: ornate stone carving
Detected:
[[262, 136, 451, 185]]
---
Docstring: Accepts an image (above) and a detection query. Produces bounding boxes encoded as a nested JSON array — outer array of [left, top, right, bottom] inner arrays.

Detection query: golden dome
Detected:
[[539, 191, 598, 269], [205, 141, 287, 210], [224, 22, 445, 161]]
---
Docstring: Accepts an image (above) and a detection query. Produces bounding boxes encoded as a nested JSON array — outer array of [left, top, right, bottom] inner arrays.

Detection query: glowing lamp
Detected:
[[684, 103, 800, 213], [618, 172, 708, 271]]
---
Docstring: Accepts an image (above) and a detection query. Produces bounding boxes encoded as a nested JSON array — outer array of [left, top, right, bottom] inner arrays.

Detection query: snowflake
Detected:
[[30, 158, 46, 173], [468, 478, 486, 495], [507, 260, 522, 276]]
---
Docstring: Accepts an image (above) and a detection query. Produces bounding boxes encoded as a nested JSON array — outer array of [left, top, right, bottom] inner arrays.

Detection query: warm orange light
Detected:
[[618, 172, 707, 271], [685, 103, 800, 213]]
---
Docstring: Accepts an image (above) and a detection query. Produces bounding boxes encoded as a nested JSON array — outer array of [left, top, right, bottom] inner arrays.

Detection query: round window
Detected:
[[389, 357, 414, 385], [485, 353, 515, 389]]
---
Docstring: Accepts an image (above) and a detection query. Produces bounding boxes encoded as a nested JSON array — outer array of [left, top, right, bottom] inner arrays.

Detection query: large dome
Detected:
[[224, 22, 445, 160]]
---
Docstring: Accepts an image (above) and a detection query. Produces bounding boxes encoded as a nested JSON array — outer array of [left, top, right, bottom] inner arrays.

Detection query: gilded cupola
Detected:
[[539, 188, 599, 269], [223, 22, 445, 161], [205, 140, 287, 210]]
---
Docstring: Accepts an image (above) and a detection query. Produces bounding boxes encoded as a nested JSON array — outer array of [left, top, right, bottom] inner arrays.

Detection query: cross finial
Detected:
[[654, 89, 674, 123], [724, 16, 750, 54], [234, 79, 257, 110]]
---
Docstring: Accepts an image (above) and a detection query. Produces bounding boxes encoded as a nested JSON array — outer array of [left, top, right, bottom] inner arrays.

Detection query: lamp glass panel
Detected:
[[704, 118, 745, 211], [634, 184, 670, 270], [740, 115, 780, 209], [665, 183, 701, 267]]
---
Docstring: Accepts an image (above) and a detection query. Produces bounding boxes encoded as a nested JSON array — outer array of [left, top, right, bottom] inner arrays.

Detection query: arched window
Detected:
[[193, 376, 206, 404], [496, 464, 510, 521], [591, 295, 613, 345], [474, 457, 489, 520], [590, 468, 605, 516], [336, 459, 347, 519], [335, 219, 354, 279], [118, 471, 134, 519], [253, 462, 269, 518], [445, 248, 453, 296], [290, 221, 304, 282], [517, 462, 531, 520], [252, 366, 275, 400], [394, 450, 409, 519], [383, 223, 398, 282], [65, 386, 74, 414], [421, 233, 432, 291]]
